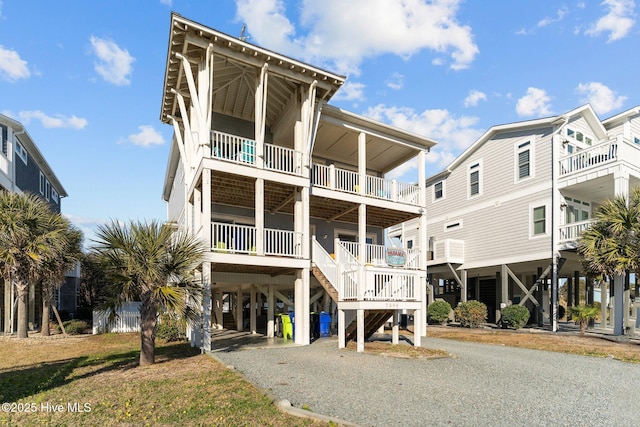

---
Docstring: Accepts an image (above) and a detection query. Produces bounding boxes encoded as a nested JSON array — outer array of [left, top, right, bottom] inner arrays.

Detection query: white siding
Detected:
[[425, 126, 554, 267], [167, 160, 186, 222]]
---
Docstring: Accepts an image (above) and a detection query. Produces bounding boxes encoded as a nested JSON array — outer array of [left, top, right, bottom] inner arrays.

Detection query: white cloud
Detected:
[[332, 81, 366, 102], [538, 6, 569, 27], [463, 89, 487, 107], [126, 125, 164, 147], [159, 0, 172, 6], [386, 73, 404, 91], [235, 0, 479, 75], [363, 104, 482, 173], [89, 36, 135, 86], [0, 45, 30, 82], [516, 87, 552, 117], [576, 82, 627, 114], [585, 0, 636, 42], [17, 110, 88, 129], [63, 214, 108, 249]]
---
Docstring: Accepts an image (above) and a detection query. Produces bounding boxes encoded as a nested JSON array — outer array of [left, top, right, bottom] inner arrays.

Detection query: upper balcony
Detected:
[[559, 137, 640, 182], [210, 130, 423, 208]]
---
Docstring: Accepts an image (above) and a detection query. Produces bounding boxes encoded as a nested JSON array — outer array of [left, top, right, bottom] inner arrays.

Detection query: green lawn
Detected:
[[0, 333, 328, 426]]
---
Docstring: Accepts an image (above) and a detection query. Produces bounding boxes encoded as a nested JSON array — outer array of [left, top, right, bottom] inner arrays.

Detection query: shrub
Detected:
[[156, 314, 185, 342], [500, 305, 530, 330], [58, 319, 89, 335], [454, 300, 487, 328], [428, 300, 452, 324]]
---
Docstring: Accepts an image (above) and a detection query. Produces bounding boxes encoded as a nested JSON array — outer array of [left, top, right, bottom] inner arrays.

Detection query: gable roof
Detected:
[[436, 104, 606, 176], [601, 105, 640, 128]]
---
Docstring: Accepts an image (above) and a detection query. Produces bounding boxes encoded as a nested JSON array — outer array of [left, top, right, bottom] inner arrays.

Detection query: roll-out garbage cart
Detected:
[[319, 312, 331, 337], [280, 313, 293, 340]]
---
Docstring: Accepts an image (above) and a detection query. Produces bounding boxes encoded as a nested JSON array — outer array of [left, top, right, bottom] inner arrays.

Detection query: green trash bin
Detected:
[[280, 313, 293, 340]]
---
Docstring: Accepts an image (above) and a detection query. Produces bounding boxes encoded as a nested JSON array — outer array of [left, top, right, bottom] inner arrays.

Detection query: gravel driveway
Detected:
[[211, 335, 639, 426]]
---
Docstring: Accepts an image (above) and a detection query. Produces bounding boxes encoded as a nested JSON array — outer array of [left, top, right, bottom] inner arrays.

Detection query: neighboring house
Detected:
[[1, 113, 70, 333], [389, 104, 640, 335], [160, 14, 436, 352]]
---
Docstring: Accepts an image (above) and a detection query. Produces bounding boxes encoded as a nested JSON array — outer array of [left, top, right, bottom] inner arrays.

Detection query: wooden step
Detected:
[[222, 312, 237, 330], [311, 265, 339, 304]]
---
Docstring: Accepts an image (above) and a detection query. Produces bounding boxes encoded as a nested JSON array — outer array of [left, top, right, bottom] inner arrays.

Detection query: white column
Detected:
[[236, 288, 243, 331], [413, 309, 422, 347], [418, 149, 428, 336], [614, 172, 629, 336], [461, 270, 468, 303], [338, 309, 346, 349], [255, 65, 268, 169], [356, 309, 365, 353], [202, 263, 211, 352], [255, 178, 264, 255], [213, 291, 223, 330], [267, 285, 275, 338], [294, 269, 311, 345], [250, 284, 257, 334], [392, 311, 400, 345]]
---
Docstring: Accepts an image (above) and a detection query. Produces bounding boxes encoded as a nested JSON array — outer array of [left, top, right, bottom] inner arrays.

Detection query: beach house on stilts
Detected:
[[160, 14, 436, 352]]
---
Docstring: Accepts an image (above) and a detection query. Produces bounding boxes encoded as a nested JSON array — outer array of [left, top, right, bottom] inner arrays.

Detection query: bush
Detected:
[[454, 300, 487, 328], [428, 300, 452, 324], [500, 305, 530, 330], [156, 314, 185, 342], [58, 319, 89, 335]]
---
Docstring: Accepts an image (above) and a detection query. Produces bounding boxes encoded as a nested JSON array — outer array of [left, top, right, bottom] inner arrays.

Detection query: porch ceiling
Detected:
[[211, 263, 296, 277], [561, 174, 640, 205], [209, 172, 418, 228]]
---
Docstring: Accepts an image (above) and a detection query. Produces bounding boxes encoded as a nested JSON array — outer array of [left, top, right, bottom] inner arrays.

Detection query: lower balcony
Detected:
[[558, 219, 593, 249], [211, 222, 302, 258]]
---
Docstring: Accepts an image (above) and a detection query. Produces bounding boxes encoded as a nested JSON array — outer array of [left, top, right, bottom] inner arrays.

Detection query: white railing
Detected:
[[311, 163, 421, 206], [92, 303, 141, 334], [212, 222, 257, 254], [211, 130, 304, 176], [559, 140, 617, 176], [341, 268, 417, 301], [264, 228, 301, 257], [212, 130, 256, 165], [430, 239, 465, 265], [559, 219, 593, 243], [312, 238, 339, 286], [211, 222, 301, 257], [264, 143, 303, 175], [339, 241, 421, 269]]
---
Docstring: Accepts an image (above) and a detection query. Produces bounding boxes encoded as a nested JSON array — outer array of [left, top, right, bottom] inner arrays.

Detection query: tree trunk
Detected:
[[42, 299, 50, 336], [139, 298, 157, 366], [16, 283, 28, 339]]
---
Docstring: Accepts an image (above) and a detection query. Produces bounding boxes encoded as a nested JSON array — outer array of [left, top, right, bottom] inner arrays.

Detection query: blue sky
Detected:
[[1, 0, 638, 245]]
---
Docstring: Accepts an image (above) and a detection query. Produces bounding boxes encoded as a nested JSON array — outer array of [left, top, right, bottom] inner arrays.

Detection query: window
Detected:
[[407, 240, 413, 249], [533, 206, 546, 235], [434, 181, 444, 200], [468, 161, 481, 197], [39, 172, 45, 195], [45, 180, 50, 201], [634, 137, 640, 145], [15, 139, 27, 164], [51, 188, 59, 204], [0, 124, 7, 156], [516, 141, 531, 180]]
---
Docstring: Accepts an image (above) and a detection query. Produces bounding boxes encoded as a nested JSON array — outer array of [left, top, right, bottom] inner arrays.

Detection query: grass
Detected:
[[0, 333, 328, 427], [346, 340, 449, 359], [425, 325, 640, 363]]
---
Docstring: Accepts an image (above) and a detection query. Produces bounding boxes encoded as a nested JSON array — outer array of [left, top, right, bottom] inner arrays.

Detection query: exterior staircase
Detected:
[[222, 312, 237, 330], [311, 265, 339, 303], [345, 310, 394, 342]]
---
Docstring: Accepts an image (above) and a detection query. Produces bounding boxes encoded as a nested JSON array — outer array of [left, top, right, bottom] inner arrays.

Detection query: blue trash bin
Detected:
[[319, 311, 331, 337], [289, 311, 294, 339]]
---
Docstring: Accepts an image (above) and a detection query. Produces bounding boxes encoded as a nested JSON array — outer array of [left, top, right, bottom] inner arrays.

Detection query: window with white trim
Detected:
[[532, 206, 546, 236], [45, 180, 50, 201], [39, 172, 45, 195], [515, 140, 533, 180], [15, 139, 27, 164], [468, 161, 482, 197], [51, 188, 59, 204], [0, 124, 7, 156], [433, 181, 444, 200]]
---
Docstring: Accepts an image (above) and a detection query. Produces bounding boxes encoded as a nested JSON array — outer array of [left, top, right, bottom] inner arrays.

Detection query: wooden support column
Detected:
[[236, 288, 243, 331], [567, 276, 573, 309], [613, 275, 625, 335], [267, 285, 275, 338], [202, 263, 211, 352], [255, 179, 264, 255], [338, 309, 346, 349], [356, 309, 365, 353], [392, 311, 400, 345], [213, 291, 223, 330], [460, 270, 468, 303], [250, 284, 257, 334], [413, 308, 422, 347], [574, 271, 580, 306], [3, 281, 10, 333]]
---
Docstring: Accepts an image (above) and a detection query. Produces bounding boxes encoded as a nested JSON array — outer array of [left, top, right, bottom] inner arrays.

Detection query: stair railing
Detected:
[[312, 237, 340, 294]]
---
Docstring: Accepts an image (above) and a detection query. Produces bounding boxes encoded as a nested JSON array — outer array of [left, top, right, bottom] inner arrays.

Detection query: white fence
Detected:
[[92, 302, 141, 334]]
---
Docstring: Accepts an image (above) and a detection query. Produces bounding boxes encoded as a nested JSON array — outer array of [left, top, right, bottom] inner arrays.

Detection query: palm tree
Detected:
[[40, 224, 83, 336], [92, 220, 205, 366], [568, 305, 599, 335], [0, 192, 67, 338], [578, 186, 640, 335]]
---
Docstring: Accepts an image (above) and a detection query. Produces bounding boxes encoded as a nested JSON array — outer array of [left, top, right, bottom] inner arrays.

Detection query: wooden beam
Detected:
[[504, 264, 540, 307], [329, 205, 359, 222]]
